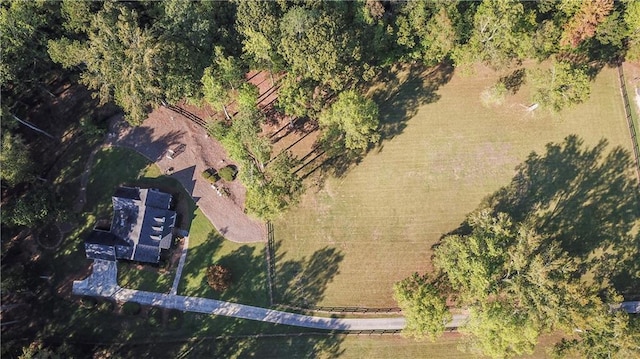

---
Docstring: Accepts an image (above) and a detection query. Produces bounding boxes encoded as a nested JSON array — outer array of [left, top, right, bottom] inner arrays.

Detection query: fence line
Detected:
[[266, 223, 403, 315], [164, 103, 208, 128], [617, 64, 640, 184], [265, 222, 276, 306], [276, 303, 402, 315]]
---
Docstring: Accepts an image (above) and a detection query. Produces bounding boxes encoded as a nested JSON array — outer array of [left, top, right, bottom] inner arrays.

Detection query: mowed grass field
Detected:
[[273, 64, 634, 307]]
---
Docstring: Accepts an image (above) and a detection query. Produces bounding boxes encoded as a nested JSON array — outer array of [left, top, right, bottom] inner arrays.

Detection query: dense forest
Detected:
[[3, 0, 640, 221], [2, 0, 640, 358]]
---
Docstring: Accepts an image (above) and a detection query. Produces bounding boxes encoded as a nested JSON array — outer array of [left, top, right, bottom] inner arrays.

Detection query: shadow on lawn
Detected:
[[442, 135, 640, 294], [314, 61, 454, 180], [373, 61, 454, 145], [180, 232, 344, 310]]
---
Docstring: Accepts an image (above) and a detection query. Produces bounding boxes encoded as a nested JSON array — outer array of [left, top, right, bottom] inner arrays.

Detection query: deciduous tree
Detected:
[[319, 90, 380, 152], [0, 132, 34, 187], [452, 0, 534, 70], [393, 273, 451, 341], [206, 264, 232, 292], [529, 61, 591, 112]]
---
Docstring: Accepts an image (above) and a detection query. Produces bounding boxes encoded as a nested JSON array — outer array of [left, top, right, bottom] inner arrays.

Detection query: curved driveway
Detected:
[[108, 111, 265, 243]]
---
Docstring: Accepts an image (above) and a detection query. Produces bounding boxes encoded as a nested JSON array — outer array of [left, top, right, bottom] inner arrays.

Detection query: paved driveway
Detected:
[[108, 110, 265, 243], [73, 260, 468, 331]]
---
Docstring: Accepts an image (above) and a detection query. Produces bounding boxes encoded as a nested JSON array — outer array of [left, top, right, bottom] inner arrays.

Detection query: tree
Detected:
[[395, 1, 459, 65], [624, 0, 640, 61], [4, 186, 56, 227], [206, 264, 232, 291], [319, 90, 380, 152], [277, 74, 316, 118], [434, 210, 515, 303], [560, 0, 614, 48], [462, 302, 540, 359], [0, 0, 62, 99], [529, 61, 591, 112], [245, 151, 303, 220], [452, 0, 534, 70], [278, 7, 360, 90], [49, 2, 163, 125], [235, 0, 283, 70], [237, 83, 260, 113], [201, 47, 245, 116], [553, 310, 640, 359], [393, 273, 451, 341], [201, 66, 230, 115], [1, 132, 34, 187]]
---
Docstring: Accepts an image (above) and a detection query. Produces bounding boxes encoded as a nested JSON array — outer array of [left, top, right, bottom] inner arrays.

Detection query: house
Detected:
[[84, 187, 177, 264]]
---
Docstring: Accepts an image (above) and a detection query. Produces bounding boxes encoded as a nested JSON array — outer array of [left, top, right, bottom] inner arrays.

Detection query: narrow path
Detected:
[[170, 235, 189, 295], [73, 260, 466, 331]]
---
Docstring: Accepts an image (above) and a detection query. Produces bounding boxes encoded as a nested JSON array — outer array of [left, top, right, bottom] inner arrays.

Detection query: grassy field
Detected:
[[273, 64, 634, 307]]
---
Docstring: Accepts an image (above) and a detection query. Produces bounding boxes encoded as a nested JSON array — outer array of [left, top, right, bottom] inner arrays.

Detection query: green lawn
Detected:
[[177, 208, 269, 307], [273, 64, 634, 307], [87, 147, 269, 304]]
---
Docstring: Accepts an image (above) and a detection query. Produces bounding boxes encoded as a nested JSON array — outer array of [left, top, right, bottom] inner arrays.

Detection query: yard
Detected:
[[272, 63, 635, 307]]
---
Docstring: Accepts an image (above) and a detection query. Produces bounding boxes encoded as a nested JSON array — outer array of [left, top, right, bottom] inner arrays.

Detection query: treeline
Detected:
[[2, 0, 640, 220]]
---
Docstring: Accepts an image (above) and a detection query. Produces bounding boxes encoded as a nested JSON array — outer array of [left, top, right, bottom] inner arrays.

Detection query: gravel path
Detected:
[[107, 109, 265, 243]]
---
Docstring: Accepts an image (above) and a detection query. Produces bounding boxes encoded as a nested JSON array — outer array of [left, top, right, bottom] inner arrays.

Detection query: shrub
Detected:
[[80, 297, 97, 309], [147, 307, 161, 327], [206, 264, 232, 291], [480, 82, 507, 107], [122, 302, 141, 315], [218, 165, 237, 182], [202, 168, 219, 183]]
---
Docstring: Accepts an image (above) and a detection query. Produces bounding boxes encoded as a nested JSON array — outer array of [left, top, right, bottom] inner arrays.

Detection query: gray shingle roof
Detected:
[[84, 187, 176, 264]]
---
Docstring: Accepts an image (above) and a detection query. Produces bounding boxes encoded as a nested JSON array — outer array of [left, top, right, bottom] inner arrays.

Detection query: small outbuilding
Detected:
[[84, 187, 176, 264]]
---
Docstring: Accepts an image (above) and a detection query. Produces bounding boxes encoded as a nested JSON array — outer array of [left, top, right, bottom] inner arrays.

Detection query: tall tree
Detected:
[[528, 61, 591, 112], [624, 0, 640, 61], [235, 0, 283, 70], [276, 74, 316, 118], [319, 90, 380, 152], [393, 273, 451, 341], [49, 2, 163, 125], [560, 0, 614, 48], [452, 0, 534, 70], [462, 302, 540, 359], [395, 1, 459, 65], [278, 6, 360, 90], [1, 132, 34, 187], [0, 0, 62, 101]]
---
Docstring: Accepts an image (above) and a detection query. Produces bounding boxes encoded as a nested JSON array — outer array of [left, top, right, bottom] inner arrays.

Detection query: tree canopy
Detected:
[[400, 137, 640, 358], [319, 90, 380, 152]]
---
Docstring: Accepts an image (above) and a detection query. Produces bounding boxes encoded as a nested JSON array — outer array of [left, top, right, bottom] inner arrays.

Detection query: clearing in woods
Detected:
[[272, 63, 635, 307]]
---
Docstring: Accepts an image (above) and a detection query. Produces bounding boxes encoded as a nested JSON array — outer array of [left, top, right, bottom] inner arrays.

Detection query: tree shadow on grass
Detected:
[[112, 317, 345, 358], [373, 61, 454, 145], [272, 240, 344, 308], [181, 232, 344, 311], [445, 135, 640, 294], [314, 62, 454, 180]]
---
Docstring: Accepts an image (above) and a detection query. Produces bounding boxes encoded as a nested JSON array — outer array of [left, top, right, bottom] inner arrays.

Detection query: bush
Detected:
[[480, 83, 507, 107], [218, 165, 237, 181], [122, 301, 141, 315], [147, 307, 161, 327], [202, 168, 219, 183], [80, 297, 97, 309], [206, 264, 232, 291]]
